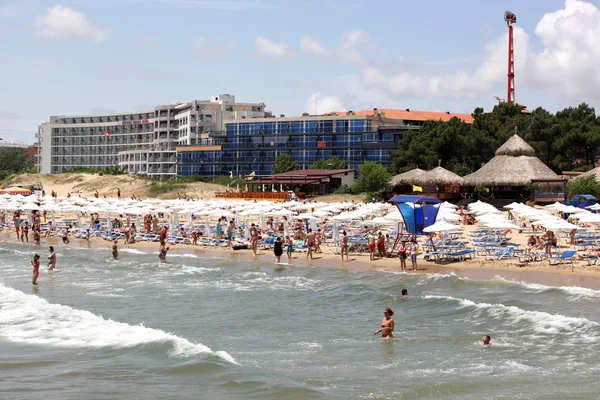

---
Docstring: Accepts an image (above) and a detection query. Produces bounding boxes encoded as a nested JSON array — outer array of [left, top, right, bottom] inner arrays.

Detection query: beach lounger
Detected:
[[485, 246, 515, 260], [548, 250, 577, 265], [447, 249, 476, 261]]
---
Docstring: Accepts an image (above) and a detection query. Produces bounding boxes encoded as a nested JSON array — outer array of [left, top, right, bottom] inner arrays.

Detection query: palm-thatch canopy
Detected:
[[463, 134, 559, 186], [390, 168, 425, 186], [416, 166, 465, 186]]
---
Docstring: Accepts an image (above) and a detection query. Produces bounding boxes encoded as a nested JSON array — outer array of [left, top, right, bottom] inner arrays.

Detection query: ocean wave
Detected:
[[423, 294, 600, 337], [490, 276, 600, 299], [168, 253, 199, 258], [0, 284, 237, 364], [416, 272, 467, 285]]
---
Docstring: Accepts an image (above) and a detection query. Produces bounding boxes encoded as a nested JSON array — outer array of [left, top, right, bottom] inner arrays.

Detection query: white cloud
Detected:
[[193, 37, 238, 58], [306, 93, 346, 114], [299, 29, 373, 63], [34, 5, 108, 42], [300, 35, 330, 57], [334, 0, 600, 106], [527, 0, 600, 101], [254, 36, 290, 58]]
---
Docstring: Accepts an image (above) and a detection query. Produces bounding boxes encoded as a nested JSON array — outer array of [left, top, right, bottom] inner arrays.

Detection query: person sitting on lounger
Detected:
[[525, 235, 536, 253]]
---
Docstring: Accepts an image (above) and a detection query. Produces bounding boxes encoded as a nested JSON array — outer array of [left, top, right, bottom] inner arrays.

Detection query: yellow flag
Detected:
[[412, 185, 423, 192]]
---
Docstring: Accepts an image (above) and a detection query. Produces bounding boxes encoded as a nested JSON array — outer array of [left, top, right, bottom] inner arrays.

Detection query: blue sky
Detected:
[[1, 0, 598, 144]]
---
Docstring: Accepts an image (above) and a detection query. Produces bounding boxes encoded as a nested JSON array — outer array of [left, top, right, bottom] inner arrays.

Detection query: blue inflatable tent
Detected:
[[388, 195, 441, 235]]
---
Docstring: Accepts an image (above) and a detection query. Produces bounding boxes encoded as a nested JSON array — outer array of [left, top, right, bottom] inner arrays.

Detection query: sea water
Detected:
[[1, 242, 600, 399]]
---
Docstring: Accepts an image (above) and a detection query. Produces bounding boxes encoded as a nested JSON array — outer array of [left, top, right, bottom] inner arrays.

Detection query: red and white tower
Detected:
[[505, 10, 517, 104]]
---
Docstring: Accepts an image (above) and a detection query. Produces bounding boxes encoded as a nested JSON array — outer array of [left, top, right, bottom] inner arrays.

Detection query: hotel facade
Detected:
[[37, 96, 473, 180], [37, 94, 266, 179]]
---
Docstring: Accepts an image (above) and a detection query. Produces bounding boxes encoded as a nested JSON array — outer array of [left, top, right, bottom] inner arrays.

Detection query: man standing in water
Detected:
[[31, 254, 40, 285], [47, 246, 56, 271], [112, 240, 119, 260]]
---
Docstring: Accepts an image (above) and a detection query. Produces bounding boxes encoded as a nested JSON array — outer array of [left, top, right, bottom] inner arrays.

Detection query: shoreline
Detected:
[[4, 232, 600, 291]]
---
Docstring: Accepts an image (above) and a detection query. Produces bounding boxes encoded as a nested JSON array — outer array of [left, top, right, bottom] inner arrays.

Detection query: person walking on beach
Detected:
[[410, 239, 418, 271], [273, 236, 283, 263], [285, 235, 293, 261], [117, 188, 121, 199], [227, 220, 235, 247], [377, 231, 386, 258], [250, 224, 259, 256], [374, 307, 394, 338], [61, 228, 70, 244], [21, 221, 29, 243], [398, 241, 407, 271], [31, 254, 40, 285], [47, 246, 56, 271], [367, 231, 376, 261], [305, 229, 315, 260], [159, 225, 168, 246], [341, 230, 349, 262]]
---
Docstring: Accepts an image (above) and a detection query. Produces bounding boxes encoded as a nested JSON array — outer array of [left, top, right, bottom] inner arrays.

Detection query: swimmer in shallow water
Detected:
[[374, 307, 394, 338], [482, 335, 491, 346], [112, 240, 118, 260], [31, 254, 40, 285], [47, 246, 56, 271]]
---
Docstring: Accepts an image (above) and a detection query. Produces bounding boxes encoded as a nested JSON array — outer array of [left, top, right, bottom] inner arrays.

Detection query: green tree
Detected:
[[309, 155, 347, 170], [354, 161, 391, 194], [0, 147, 34, 175], [272, 154, 297, 174], [567, 175, 600, 198]]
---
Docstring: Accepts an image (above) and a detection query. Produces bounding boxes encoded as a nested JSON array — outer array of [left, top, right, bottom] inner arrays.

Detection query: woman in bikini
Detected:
[[341, 230, 349, 262], [47, 246, 56, 271], [398, 241, 407, 271], [250, 224, 259, 256], [374, 307, 394, 338]]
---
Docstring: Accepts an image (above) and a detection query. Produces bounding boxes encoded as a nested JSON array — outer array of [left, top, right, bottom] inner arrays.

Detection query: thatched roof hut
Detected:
[[463, 134, 559, 186], [390, 168, 425, 186], [416, 164, 465, 186], [573, 166, 600, 181]]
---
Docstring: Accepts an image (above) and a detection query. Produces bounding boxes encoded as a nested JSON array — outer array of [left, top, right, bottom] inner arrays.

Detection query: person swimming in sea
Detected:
[[482, 335, 491, 346], [401, 288, 408, 298], [374, 307, 394, 338], [112, 240, 118, 260]]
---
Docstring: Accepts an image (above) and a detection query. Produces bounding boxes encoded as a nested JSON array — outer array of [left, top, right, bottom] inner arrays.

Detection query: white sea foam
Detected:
[[0, 284, 238, 364], [119, 248, 148, 255], [416, 272, 462, 285], [168, 253, 198, 258], [423, 294, 600, 337], [490, 275, 600, 299]]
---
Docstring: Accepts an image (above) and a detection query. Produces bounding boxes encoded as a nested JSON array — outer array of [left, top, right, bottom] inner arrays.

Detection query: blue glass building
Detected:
[[176, 114, 416, 178]]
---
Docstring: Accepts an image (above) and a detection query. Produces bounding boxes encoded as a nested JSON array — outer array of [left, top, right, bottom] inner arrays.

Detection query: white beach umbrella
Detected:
[[423, 221, 460, 233], [284, 219, 289, 238]]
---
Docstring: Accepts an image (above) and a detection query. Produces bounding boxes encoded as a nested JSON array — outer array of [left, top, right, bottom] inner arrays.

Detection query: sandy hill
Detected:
[[6, 173, 228, 199]]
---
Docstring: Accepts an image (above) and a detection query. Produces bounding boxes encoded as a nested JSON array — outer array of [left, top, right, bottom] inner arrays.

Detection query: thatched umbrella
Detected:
[[390, 167, 425, 186], [415, 161, 465, 186], [463, 134, 559, 186]]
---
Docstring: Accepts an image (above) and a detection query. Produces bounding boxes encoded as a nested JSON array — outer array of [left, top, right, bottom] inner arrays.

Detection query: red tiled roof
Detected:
[[329, 109, 474, 124]]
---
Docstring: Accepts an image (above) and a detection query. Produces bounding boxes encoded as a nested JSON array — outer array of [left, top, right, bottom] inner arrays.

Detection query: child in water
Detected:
[[31, 254, 40, 285], [159, 244, 170, 261]]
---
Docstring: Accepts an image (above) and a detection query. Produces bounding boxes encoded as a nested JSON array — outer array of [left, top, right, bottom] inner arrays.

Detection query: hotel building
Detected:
[[176, 109, 474, 178], [36, 94, 266, 179]]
